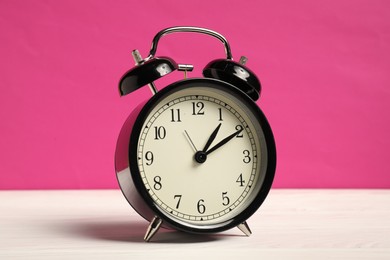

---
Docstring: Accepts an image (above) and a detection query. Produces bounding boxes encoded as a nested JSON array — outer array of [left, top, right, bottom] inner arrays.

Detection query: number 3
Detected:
[[243, 150, 251, 163]]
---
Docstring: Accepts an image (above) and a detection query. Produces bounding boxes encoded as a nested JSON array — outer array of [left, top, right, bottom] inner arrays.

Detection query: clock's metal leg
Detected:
[[237, 221, 252, 236], [144, 216, 163, 242]]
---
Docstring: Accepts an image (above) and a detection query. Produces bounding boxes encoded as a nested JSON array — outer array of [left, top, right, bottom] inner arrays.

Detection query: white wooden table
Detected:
[[1, 189, 389, 259]]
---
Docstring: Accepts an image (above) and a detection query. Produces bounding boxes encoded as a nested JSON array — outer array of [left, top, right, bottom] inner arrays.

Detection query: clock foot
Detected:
[[237, 221, 252, 236], [144, 216, 163, 242]]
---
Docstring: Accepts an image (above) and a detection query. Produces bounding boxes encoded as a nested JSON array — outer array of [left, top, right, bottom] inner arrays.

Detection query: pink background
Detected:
[[1, 0, 389, 189]]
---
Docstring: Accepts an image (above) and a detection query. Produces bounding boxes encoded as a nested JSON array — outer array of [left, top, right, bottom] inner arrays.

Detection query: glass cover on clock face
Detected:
[[136, 84, 268, 229]]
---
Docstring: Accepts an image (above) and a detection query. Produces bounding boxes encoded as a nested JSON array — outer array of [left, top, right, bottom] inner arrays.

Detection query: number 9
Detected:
[[145, 151, 154, 166]]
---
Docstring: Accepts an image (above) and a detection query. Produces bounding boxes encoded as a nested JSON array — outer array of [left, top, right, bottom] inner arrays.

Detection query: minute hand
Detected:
[[205, 128, 243, 155]]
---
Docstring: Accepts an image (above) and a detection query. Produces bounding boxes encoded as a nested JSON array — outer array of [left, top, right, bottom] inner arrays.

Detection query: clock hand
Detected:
[[194, 123, 221, 163], [202, 123, 222, 152], [205, 127, 243, 155], [184, 130, 198, 152]]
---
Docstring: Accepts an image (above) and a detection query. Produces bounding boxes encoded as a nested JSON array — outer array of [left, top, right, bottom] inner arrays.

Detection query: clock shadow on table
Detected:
[[61, 219, 243, 244]]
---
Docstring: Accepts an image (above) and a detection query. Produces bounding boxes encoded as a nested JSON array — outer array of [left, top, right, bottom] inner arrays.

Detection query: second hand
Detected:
[[184, 130, 198, 152]]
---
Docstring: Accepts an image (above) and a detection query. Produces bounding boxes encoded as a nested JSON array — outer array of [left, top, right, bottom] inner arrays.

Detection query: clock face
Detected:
[[132, 79, 272, 230]]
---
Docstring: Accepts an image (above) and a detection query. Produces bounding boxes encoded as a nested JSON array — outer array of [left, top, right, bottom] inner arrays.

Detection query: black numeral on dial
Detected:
[[218, 108, 223, 121], [170, 109, 181, 122], [145, 151, 154, 166], [197, 199, 206, 214], [243, 150, 251, 163], [154, 126, 166, 140], [222, 192, 230, 206], [236, 173, 245, 187], [153, 176, 162, 190], [236, 125, 244, 138], [174, 195, 182, 209], [192, 102, 205, 115]]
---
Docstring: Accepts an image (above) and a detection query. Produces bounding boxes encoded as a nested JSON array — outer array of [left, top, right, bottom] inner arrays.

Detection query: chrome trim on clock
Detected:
[[147, 26, 233, 61]]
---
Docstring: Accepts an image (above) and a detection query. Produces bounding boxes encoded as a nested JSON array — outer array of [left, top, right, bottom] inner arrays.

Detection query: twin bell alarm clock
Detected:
[[115, 26, 276, 242]]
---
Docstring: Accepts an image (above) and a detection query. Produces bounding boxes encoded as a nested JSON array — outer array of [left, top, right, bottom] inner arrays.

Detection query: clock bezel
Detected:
[[128, 78, 276, 234]]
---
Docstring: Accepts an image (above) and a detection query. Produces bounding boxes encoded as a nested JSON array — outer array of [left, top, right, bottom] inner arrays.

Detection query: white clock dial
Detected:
[[137, 86, 266, 227]]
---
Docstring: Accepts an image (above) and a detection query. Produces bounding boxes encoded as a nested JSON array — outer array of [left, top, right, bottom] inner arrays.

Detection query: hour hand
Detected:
[[202, 123, 221, 152], [194, 123, 221, 164]]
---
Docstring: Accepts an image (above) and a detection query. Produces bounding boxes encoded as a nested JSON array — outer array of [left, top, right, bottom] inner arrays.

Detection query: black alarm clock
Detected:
[[115, 26, 276, 242]]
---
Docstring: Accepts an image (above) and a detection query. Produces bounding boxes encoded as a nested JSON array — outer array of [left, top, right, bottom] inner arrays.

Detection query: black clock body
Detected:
[[115, 77, 276, 234]]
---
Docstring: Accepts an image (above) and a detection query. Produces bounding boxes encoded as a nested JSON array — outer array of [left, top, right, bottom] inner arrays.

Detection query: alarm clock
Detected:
[[115, 26, 276, 242]]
